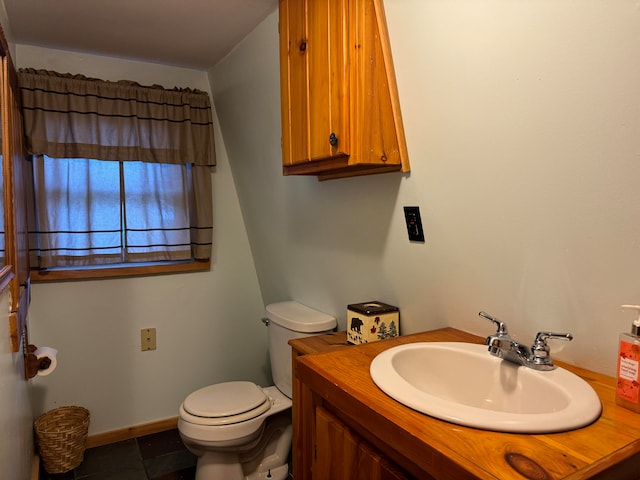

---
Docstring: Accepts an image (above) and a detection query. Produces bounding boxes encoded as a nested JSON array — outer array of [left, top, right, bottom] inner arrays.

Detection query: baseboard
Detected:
[[86, 416, 179, 448], [31, 454, 39, 480]]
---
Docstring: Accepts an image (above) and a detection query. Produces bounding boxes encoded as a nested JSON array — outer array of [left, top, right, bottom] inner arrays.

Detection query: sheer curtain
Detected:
[[18, 69, 215, 268]]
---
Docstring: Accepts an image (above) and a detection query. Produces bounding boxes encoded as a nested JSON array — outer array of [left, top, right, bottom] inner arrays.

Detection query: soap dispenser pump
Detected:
[[616, 305, 640, 412]]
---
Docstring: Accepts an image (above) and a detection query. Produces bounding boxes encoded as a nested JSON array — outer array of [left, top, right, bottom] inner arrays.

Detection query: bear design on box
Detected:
[[350, 317, 364, 333]]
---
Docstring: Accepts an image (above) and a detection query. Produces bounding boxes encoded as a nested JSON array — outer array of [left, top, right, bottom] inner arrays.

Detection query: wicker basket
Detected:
[[34, 406, 90, 474]]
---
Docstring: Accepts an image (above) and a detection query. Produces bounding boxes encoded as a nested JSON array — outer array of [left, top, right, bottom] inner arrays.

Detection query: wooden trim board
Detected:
[[86, 416, 179, 448], [31, 454, 39, 480]]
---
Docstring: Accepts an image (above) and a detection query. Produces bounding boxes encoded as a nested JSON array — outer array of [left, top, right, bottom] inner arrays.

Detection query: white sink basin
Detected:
[[370, 342, 602, 433]]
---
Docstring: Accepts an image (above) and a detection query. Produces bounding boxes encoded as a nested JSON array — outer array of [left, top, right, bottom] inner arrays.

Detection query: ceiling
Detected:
[[2, 0, 278, 70]]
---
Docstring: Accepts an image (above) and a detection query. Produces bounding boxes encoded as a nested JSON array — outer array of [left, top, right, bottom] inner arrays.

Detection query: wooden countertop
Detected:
[[295, 328, 640, 480], [290, 330, 352, 356]]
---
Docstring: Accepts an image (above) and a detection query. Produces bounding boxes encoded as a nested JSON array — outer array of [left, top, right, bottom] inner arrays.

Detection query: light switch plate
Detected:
[[403, 206, 425, 242]]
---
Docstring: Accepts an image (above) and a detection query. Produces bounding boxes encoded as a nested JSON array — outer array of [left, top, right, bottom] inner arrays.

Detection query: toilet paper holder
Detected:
[[25, 344, 53, 379]]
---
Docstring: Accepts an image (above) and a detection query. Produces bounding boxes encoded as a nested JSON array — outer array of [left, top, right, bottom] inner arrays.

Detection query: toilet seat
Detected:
[[181, 381, 271, 426]]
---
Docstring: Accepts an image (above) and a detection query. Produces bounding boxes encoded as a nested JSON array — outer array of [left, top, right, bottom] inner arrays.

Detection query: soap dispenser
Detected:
[[616, 305, 640, 412]]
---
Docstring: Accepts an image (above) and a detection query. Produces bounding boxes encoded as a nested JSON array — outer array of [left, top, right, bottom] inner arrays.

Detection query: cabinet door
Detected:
[[349, 0, 405, 170], [315, 406, 411, 480], [279, 0, 349, 167]]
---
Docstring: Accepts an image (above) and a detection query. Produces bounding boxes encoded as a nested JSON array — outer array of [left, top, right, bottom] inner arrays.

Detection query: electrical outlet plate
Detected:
[[141, 328, 157, 351]]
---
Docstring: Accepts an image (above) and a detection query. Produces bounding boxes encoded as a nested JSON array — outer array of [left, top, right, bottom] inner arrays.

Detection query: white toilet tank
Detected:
[[266, 301, 336, 398]]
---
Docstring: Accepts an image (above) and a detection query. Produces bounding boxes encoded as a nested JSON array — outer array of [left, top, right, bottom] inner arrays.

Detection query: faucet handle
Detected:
[[531, 331, 573, 368], [479, 311, 508, 335], [534, 331, 573, 346]]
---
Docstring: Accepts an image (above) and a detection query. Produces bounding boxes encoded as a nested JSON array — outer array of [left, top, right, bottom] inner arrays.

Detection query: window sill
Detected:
[[30, 259, 211, 282]]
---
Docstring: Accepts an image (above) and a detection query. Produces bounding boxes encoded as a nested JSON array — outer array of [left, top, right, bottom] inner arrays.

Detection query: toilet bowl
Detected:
[[178, 301, 336, 480], [179, 383, 292, 480]]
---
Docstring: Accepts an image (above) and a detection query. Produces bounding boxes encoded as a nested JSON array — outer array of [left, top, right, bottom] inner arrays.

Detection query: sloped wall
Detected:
[[210, 1, 640, 377]]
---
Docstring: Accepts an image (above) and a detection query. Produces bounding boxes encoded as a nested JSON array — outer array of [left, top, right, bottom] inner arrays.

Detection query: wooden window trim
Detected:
[[0, 266, 14, 293], [30, 259, 210, 282]]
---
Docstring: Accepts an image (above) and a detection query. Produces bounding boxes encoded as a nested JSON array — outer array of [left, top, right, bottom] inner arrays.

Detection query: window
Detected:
[[18, 69, 216, 280], [29, 156, 206, 270]]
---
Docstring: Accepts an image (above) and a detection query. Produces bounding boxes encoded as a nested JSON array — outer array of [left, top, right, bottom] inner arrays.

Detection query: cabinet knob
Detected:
[[329, 132, 338, 147], [299, 41, 307, 52]]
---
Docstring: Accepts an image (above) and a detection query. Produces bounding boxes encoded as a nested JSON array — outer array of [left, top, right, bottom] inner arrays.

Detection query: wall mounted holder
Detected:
[[25, 343, 52, 379]]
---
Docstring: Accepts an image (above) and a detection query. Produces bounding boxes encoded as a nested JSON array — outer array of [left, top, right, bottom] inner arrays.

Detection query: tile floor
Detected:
[[39, 429, 197, 480]]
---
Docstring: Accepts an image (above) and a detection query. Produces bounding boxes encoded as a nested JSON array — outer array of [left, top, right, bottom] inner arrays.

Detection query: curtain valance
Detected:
[[18, 68, 216, 166]]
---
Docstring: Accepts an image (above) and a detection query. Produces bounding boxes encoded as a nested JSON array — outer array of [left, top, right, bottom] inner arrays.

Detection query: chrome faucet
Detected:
[[479, 311, 573, 371]]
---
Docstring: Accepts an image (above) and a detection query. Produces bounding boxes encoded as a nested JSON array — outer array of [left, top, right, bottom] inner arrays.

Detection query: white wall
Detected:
[[0, 287, 33, 480], [210, 1, 640, 377], [17, 45, 269, 435], [6, 0, 640, 444]]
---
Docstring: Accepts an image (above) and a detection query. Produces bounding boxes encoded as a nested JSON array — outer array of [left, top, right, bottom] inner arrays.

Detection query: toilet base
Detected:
[[195, 455, 289, 480], [189, 412, 292, 480], [245, 464, 289, 480], [195, 452, 244, 480]]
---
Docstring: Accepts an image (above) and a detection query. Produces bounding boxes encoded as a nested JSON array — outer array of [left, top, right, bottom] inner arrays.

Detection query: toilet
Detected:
[[178, 301, 336, 480]]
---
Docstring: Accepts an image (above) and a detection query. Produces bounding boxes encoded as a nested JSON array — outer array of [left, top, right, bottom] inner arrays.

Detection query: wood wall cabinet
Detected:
[[279, 0, 410, 180]]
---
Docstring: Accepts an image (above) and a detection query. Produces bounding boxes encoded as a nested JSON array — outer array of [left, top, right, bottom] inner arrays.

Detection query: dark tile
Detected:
[[144, 450, 197, 479], [152, 465, 196, 480], [75, 439, 144, 478], [137, 429, 187, 459], [38, 428, 201, 480], [39, 465, 75, 480], [76, 465, 147, 480]]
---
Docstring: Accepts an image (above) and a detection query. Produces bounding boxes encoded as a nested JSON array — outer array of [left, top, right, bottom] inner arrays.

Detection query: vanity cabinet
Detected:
[[315, 406, 410, 480], [278, 0, 410, 180], [290, 332, 413, 480], [290, 332, 351, 480], [292, 328, 640, 480]]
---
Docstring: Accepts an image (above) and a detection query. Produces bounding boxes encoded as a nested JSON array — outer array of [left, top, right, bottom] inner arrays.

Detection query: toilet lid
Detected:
[[183, 381, 269, 420]]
